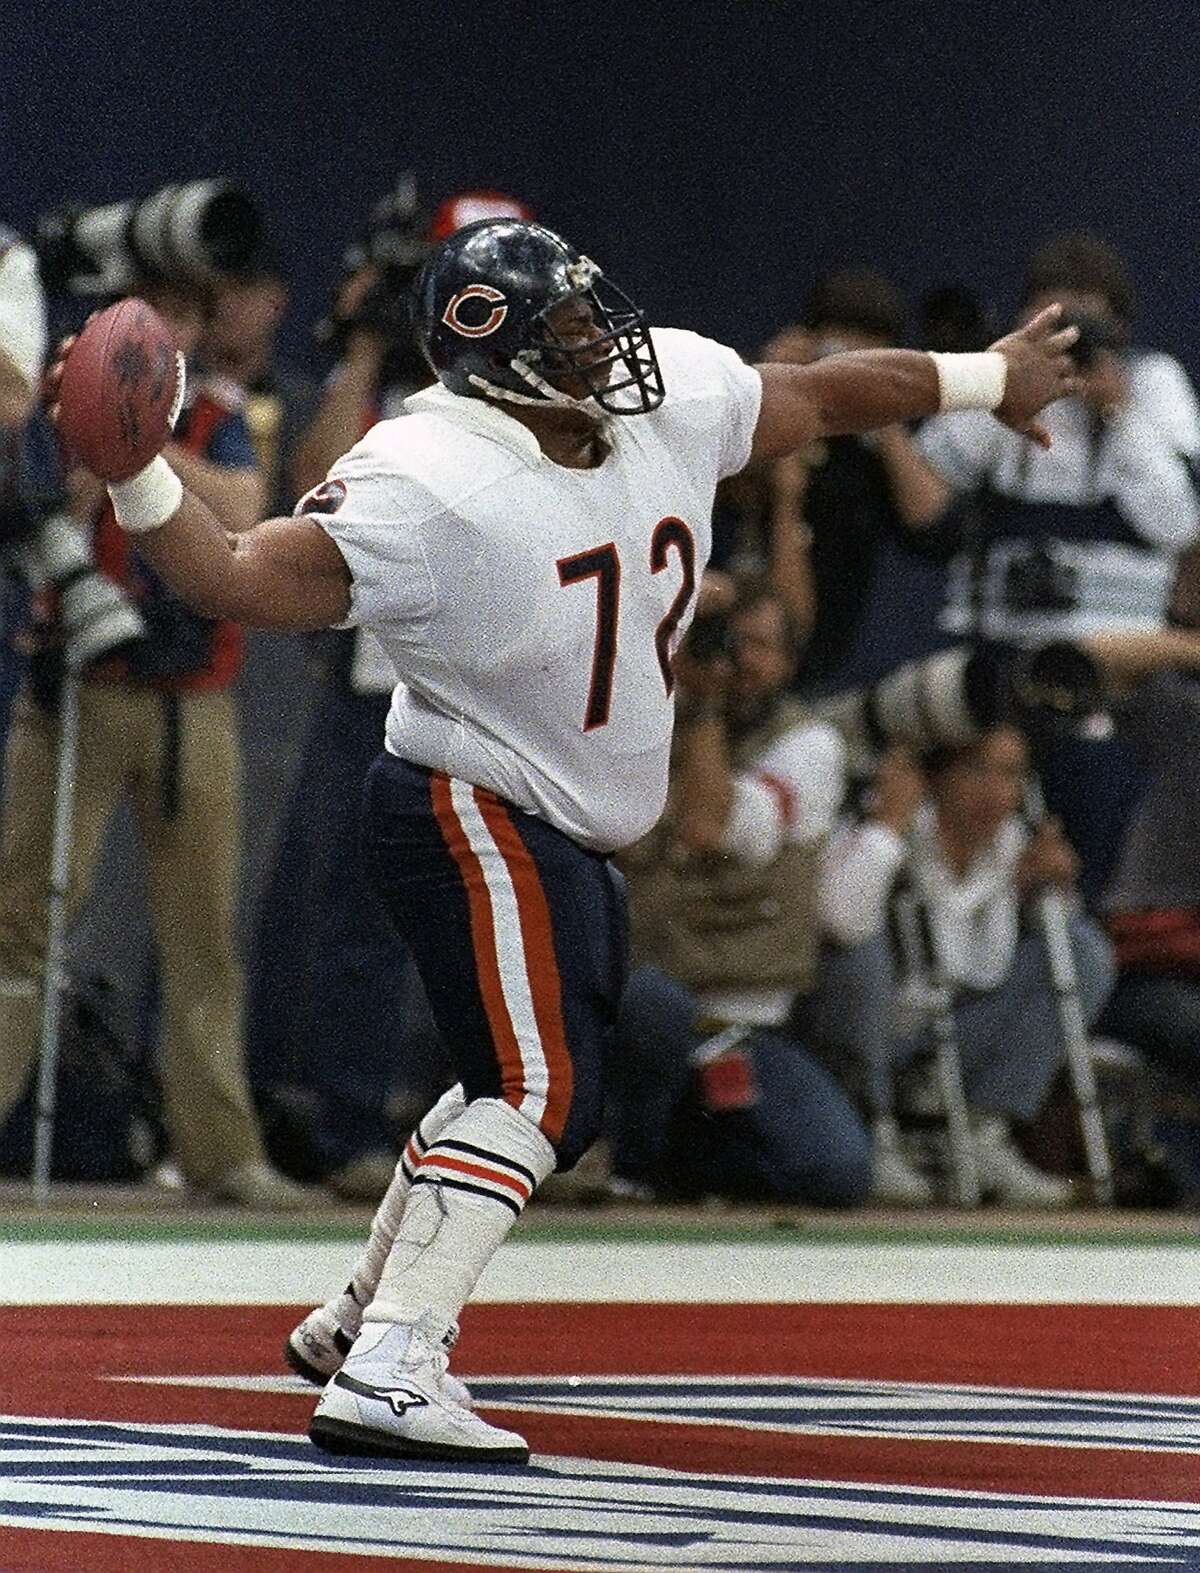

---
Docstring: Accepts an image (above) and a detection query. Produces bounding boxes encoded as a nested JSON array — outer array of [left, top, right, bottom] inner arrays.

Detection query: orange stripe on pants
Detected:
[[473, 791, 573, 1145], [428, 772, 530, 1120]]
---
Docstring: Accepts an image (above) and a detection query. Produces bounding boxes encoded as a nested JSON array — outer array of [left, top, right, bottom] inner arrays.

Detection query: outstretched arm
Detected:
[[46, 336, 352, 630], [129, 493, 352, 629], [749, 305, 1080, 463]]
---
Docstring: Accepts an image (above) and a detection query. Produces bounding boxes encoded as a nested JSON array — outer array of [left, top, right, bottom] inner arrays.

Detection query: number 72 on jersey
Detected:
[[556, 517, 696, 731]]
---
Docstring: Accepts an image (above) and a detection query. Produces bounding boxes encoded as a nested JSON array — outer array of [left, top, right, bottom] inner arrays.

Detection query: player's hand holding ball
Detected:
[[47, 298, 187, 533]]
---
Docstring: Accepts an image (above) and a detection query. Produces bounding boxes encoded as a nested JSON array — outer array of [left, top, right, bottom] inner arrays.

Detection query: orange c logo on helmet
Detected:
[[442, 284, 509, 338]]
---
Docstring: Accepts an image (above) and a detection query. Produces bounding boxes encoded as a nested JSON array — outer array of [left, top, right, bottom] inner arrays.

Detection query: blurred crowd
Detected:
[[2, 183, 1199, 1211]]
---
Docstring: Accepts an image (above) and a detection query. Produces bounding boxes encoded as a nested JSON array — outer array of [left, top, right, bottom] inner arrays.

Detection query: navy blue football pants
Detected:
[[361, 752, 627, 1171]]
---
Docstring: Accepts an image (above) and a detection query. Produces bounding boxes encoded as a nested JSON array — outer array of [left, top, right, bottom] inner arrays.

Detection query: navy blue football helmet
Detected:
[[413, 219, 664, 415]]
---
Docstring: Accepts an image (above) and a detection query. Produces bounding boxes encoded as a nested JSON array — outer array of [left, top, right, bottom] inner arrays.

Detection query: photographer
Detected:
[[715, 271, 955, 694], [1073, 568, 1200, 1203], [4, 184, 268, 774], [612, 576, 872, 1207], [921, 232, 1200, 640], [916, 232, 1200, 895], [198, 255, 321, 962], [0, 273, 306, 1207], [0, 221, 48, 769], [1097, 654, 1200, 1203], [0, 224, 45, 429], [818, 725, 1114, 1206], [202, 257, 319, 518], [292, 186, 533, 495]]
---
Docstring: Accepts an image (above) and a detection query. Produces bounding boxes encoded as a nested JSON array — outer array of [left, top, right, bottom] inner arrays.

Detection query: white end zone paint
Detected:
[[2, 1239, 1198, 1304]]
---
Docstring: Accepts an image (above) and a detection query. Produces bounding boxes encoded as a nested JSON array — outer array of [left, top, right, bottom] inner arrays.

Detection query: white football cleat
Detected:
[[309, 1315, 527, 1464], [286, 1293, 474, 1409]]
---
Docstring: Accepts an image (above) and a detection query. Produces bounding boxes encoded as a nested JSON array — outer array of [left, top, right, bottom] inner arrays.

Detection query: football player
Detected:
[[49, 218, 1079, 1464]]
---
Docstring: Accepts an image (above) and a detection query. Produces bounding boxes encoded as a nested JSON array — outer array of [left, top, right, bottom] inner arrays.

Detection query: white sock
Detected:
[[331, 1083, 467, 1326], [363, 1097, 556, 1329]]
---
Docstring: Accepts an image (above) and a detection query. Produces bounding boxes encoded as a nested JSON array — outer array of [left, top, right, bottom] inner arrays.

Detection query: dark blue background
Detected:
[[6, 1, 1198, 366]]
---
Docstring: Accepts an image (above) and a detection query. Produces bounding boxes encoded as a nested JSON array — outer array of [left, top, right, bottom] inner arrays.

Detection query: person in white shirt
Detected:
[[916, 232, 1200, 904], [0, 228, 46, 426], [819, 725, 1114, 1207], [918, 231, 1200, 646], [50, 215, 1078, 1463], [0, 224, 48, 755]]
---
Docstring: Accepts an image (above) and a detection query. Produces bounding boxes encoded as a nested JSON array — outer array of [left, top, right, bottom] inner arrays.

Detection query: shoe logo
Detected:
[[334, 1372, 430, 1417]]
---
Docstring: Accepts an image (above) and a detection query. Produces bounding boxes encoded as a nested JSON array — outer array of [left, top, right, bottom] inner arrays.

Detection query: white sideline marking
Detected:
[[1, 1240, 1197, 1304]]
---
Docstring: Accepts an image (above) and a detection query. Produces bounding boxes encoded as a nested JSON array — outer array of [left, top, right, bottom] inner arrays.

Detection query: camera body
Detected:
[[1058, 309, 1124, 374], [1, 421, 144, 680], [683, 608, 737, 663], [315, 172, 431, 352], [10, 513, 145, 677], [1002, 541, 1080, 614]]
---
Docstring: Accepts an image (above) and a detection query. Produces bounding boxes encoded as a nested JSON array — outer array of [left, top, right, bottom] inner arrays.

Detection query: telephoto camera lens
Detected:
[[814, 640, 1106, 770], [16, 516, 145, 670], [34, 180, 262, 297]]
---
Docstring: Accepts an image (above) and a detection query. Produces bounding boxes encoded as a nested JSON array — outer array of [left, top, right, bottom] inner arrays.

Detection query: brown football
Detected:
[[55, 297, 181, 481]]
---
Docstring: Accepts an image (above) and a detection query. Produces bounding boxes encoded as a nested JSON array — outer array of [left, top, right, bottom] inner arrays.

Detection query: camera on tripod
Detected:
[[34, 178, 263, 299]]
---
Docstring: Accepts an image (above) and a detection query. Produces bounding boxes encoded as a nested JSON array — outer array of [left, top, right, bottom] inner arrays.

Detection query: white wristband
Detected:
[[929, 351, 1007, 413], [107, 457, 184, 534]]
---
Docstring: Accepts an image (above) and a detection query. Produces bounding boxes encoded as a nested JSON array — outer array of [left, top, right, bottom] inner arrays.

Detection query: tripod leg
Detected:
[[1022, 778, 1114, 1205], [32, 671, 80, 1201], [1036, 887, 1114, 1204], [892, 890, 980, 1208], [926, 987, 981, 1208]]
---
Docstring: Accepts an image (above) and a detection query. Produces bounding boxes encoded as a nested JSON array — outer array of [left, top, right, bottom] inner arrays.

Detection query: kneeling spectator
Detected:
[[818, 726, 1114, 1207], [612, 578, 871, 1207]]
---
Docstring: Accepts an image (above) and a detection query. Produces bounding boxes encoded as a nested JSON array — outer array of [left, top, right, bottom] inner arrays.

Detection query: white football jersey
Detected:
[[306, 328, 762, 852]]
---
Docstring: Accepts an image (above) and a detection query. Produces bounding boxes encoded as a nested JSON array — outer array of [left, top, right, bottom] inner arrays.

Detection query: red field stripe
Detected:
[[4, 1302, 1197, 1394], [479, 1406, 1200, 1503], [457, 1300, 1200, 1395], [0, 1527, 519, 1573], [4, 1300, 1197, 1511]]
